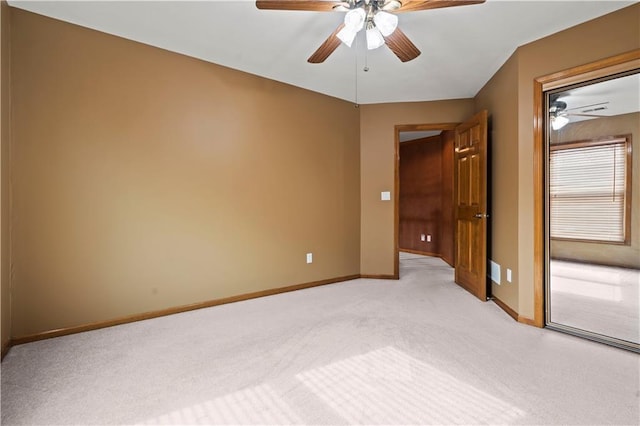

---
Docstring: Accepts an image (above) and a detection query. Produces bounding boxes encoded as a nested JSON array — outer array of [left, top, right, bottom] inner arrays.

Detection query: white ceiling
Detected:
[[8, 0, 637, 104], [557, 72, 640, 120]]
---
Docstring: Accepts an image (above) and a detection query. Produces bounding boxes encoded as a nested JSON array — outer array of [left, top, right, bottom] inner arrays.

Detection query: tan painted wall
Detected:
[[473, 4, 640, 319], [550, 112, 640, 269], [10, 10, 361, 337], [515, 3, 640, 318], [360, 100, 475, 276], [6, 3, 639, 340], [1, 0, 11, 350], [360, 4, 639, 297], [474, 53, 520, 312]]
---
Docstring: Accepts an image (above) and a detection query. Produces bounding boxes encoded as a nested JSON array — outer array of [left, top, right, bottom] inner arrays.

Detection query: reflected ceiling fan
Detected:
[[549, 97, 610, 130], [256, 0, 486, 63]]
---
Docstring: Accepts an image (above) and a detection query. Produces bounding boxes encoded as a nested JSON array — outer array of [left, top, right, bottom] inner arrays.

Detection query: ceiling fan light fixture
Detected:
[[373, 11, 398, 36], [549, 100, 567, 114], [343, 7, 366, 31], [366, 25, 385, 50], [337, 25, 358, 47], [550, 115, 569, 130]]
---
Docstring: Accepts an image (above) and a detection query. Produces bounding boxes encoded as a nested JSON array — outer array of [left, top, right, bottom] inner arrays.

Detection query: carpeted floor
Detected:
[[1, 254, 638, 425]]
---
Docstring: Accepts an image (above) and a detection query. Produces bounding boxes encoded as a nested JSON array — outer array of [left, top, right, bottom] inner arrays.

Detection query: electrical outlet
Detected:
[[306, 253, 313, 264], [427, 235, 432, 242], [420, 234, 426, 241], [507, 268, 512, 283]]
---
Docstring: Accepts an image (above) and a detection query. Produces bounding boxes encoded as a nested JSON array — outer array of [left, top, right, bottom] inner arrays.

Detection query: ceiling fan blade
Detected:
[[384, 28, 421, 62], [395, 0, 485, 13], [256, 1, 345, 11], [308, 24, 345, 63], [566, 102, 609, 111], [566, 113, 610, 118]]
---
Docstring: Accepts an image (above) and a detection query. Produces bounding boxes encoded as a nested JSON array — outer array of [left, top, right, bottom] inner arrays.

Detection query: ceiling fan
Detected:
[[256, 0, 486, 63], [549, 98, 610, 130]]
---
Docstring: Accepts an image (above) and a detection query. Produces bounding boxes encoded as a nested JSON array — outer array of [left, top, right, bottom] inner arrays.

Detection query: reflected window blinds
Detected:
[[549, 137, 630, 243]]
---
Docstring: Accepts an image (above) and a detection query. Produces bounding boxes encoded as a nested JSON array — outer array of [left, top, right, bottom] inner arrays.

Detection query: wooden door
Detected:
[[454, 110, 488, 301]]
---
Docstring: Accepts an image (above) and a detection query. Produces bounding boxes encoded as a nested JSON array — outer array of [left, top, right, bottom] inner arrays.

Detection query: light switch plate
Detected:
[[381, 191, 391, 201], [306, 253, 313, 264]]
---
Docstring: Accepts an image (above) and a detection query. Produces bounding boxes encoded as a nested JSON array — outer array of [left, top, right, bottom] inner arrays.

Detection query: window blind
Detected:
[[549, 139, 628, 243]]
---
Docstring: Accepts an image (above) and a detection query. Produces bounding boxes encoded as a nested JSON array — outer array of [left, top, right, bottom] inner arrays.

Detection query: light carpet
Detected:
[[1, 254, 638, 425]]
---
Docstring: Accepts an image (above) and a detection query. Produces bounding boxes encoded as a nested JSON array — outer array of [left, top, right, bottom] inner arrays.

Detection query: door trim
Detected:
[[532, 49, 640, 328], [394, 123, 459, 278]]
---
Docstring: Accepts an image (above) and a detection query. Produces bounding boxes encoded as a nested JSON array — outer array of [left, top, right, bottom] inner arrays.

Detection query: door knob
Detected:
[[474, 213, 489, 219]]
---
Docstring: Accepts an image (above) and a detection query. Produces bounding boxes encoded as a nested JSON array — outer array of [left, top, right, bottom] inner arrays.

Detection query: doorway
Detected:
[[395, 113, 489, 302], [397, 127, 456, 266], [393, 123, 458, 278]]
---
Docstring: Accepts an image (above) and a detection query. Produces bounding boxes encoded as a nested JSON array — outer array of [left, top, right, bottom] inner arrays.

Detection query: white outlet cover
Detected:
[[306, 253, 313, 264], [381, 191, 391, 201], [507, 268, 512, 283], [427, 235, 432, 242]]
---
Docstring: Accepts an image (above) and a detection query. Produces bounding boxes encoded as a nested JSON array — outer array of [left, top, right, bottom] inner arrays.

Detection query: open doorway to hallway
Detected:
[[397, 128, 456, 269], [395, 112, 489, 302]]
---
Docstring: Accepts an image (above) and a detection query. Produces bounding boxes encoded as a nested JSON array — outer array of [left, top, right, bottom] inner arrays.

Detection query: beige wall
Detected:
[[4, 3, 639, 341], [360, 100, 475, 276], [1, 0, 11, 351], [360, 4, 640, 317], [550, 112, 640, 269], [514, 3, 640, 318], [473, 3, 640, 319], [474, 53, 520, 312], [10, 10, 361, 337]]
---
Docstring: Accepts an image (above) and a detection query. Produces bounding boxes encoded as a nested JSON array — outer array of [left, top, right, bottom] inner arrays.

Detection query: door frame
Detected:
[[394, 123, 459, 278], [532, 49, 640, 328]]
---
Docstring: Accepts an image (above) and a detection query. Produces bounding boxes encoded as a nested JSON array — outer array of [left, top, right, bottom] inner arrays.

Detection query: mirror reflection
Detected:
[[546, 72, 640, 348]]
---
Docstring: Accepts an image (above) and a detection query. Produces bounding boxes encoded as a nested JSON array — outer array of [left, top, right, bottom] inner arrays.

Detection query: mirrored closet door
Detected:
[[545, 70, 640, 352]]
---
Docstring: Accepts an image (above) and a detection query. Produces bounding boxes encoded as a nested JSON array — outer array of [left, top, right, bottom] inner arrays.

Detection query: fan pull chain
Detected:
[[364, 48, 369, 72]]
